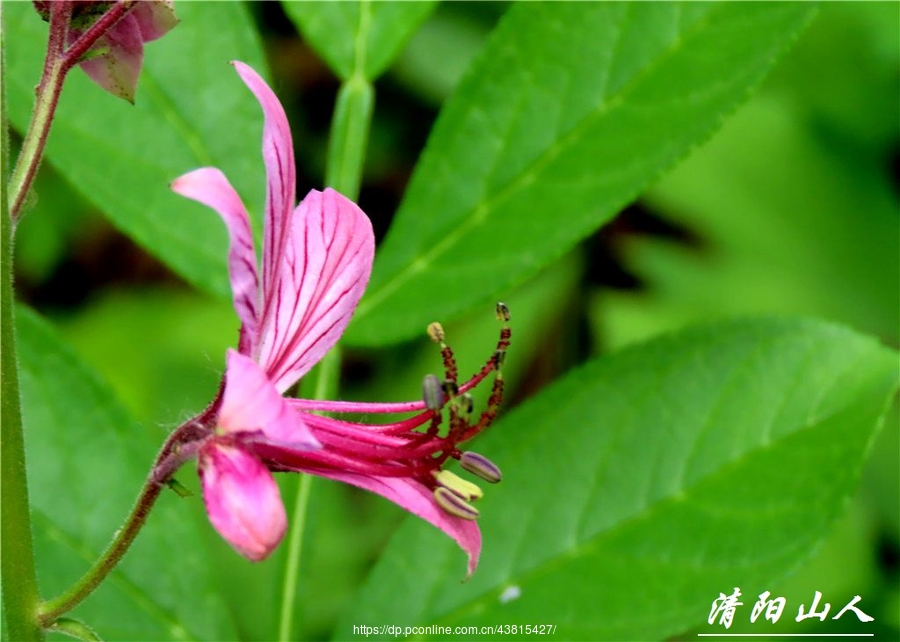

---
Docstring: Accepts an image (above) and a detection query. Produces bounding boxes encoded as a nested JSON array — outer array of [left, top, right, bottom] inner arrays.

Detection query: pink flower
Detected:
[[35, 0, 178, 102], [170, 62, 508, 575]]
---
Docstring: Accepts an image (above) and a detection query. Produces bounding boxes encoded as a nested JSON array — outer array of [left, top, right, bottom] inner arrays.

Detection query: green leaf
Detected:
[[283, 0, 438, 81], [339, 318, 898, 640], [5, 2, 269, 299], [17, 307, 237, 641], [345, 2, 816, 346], [598, 3, 899, 350]]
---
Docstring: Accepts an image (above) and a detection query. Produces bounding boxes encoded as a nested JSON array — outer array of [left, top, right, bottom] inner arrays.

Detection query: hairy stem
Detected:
[[37, 474, 164, 626], [1, 15, 44, 638], [36, 417, 203, 627]]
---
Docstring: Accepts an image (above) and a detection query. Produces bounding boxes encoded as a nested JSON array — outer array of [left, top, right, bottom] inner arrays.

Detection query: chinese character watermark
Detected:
[[707, 589, 873, 630], [708, 588, 743, 629]]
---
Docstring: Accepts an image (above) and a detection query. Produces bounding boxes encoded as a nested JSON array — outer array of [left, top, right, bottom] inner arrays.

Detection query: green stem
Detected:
[[277, 350, 341, 642], [37, 476, 164, 626], [34, 414, 204, 627], [277, 48, 376, 638], [275, 460, 314, 642], [1, 18, 44, 640], [325, 77, 374, 201]]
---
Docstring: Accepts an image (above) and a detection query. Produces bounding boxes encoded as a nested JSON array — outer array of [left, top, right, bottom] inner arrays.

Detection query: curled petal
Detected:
[[171, 168, 260, 354], [219, 350, 319, 450], [232, 61, 296, 318], [310, 472, 481, 578], [258, 189, 375, 392], [78, 13, 144, 102], [199, 442, 286, 561]]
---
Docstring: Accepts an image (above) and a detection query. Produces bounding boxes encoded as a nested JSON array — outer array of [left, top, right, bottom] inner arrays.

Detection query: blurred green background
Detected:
[[11, 2, 897, 639]]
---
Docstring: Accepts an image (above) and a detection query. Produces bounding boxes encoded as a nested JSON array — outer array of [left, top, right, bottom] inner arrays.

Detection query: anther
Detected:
[[442, 378, 459, 398], [492, 349, 506, 369], [459, 392, 474, 415], [422, 374, 445, 410], [433, 487, 480, 520], [433, 470, 483, 501], [460, 451, 502, 484], [495, 302, 510, 322], [427, 322, 445, 343]]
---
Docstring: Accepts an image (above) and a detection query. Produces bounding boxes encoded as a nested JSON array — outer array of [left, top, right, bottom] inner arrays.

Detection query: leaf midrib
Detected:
[[354, 2, 728, 318]]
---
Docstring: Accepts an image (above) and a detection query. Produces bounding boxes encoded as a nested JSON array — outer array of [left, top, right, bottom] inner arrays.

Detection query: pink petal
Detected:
[[77, 13, 144, 102], [219, 350, 320, 450], [199, 442, 286, 561], [171, 168, 260, 354], [132, 0, 178, 42], [231, 61, 296, 328], [310, 471, 481, 577], [257, 189, 374, 392]]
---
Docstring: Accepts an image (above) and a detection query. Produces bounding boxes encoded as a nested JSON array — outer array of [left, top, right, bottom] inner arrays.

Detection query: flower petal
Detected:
[[199, 442, 286, 561], [171, 168, 260, 354], [77, 13, 144, 102], [132, 0, 178, 42], [231, 61, 296, 329], [257, 188, 375, 392], [219, 350, 319, 450], [304, 471, 480, 577]]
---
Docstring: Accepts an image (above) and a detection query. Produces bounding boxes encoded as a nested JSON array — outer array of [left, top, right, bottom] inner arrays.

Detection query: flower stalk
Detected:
[[34, 415, 209, 628], [8, 0, 136, 220]]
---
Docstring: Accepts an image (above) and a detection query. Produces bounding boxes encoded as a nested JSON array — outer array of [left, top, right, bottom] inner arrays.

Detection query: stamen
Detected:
[[459, 451, 502, 483], [495, 301, 510, 322], [433, 487, 479, 520], [422, 374, 445, 410], [433, 470, 483, 501], [459, 374, 505, 443]]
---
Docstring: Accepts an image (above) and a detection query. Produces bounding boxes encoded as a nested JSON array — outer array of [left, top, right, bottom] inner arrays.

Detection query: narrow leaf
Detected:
[[345, 2, 816, 346], [340, 318, 898, 640], [283, 0, 437, 81], [17, 307, 237, 640]]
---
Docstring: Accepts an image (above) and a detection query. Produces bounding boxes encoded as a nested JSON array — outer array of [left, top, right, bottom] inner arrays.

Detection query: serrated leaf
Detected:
[[6, 2, 269, 299], [345, 2, 816, 346], [17, 307, 237, 641], [339, 318, 898, 640], [600, 4, 899, 350], [283, 0, 437, 81]]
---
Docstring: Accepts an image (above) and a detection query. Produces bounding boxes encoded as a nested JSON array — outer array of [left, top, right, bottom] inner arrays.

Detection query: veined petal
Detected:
[[232, 61, 296, 326], [258, 188, 374, 392], [312, 472, 481, 577], [171, 168, 260, 354], [199, 442, 286, 561], [219, 350, 319, 450]]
